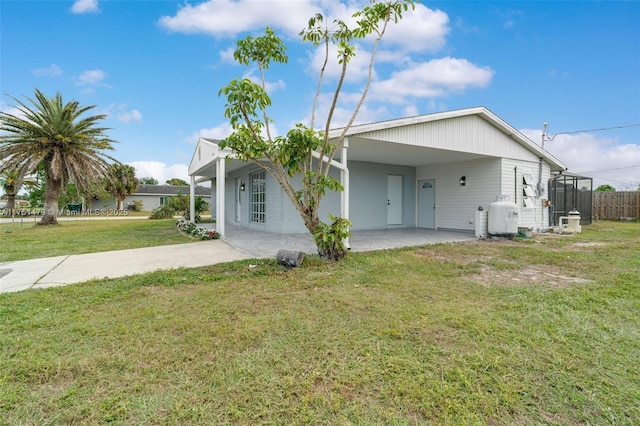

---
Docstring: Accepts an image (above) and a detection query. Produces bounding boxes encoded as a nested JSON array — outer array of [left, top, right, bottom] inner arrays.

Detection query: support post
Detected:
[[216, 157, 226, 237], [189, 175, 196, 223], [341, 138, 350, 249]]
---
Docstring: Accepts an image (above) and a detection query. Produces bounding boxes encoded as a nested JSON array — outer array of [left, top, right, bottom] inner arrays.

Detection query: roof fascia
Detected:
[[477, 109, 567, 171], [188, 138, 237, 176]]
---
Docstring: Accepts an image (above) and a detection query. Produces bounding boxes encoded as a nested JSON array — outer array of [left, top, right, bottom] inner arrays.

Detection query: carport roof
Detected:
[[327, 106, 567, 171], [189, 106, 567, 178]]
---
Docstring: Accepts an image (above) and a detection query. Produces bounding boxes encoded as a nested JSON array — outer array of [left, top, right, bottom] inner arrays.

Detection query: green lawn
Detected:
[[0, 219, 193, 262], [1, 222, 638, 424]]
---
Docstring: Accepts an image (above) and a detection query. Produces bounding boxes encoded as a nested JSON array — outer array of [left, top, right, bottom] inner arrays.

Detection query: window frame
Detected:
[[250, 171, 266, 224]]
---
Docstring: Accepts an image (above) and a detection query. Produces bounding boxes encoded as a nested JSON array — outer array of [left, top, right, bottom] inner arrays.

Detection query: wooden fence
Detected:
[[592, 191, 640, 220]]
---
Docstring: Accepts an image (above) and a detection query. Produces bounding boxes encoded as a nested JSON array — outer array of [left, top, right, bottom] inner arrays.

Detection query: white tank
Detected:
[[489, 197, 519, 236]]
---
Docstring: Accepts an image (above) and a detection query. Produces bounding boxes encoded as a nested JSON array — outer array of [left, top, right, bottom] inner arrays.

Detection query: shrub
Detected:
[[149, 204, 176, 219], [131, 200, 144, 212], [313, 214, 352, 260], [168, 192, 208, 222], [176, 219, 220, 240]]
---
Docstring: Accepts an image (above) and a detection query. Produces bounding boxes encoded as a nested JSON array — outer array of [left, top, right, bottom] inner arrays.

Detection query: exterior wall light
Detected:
[[459, 176, 466, 186], [240, 182, 246, 191]]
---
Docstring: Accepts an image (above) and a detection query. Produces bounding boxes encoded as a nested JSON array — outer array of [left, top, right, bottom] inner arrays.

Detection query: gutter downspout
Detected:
[[537, 157, 544, 195], [514, 167, 518, 205]]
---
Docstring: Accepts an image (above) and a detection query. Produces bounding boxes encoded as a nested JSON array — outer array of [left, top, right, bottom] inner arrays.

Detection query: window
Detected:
[[160, 196, 168, 206], [522, 173, 535, 208], [250, 171, 266, 223]]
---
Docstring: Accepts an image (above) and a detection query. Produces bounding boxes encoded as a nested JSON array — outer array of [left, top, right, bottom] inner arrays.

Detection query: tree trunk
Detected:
[[116, 196, 123, 210], [39, 175, 61, 226], [6, 194, 16, 215]]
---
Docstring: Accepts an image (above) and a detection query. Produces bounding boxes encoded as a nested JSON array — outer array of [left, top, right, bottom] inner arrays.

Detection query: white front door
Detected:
[[418, 179, 436, 228], [387, 175, 403, 225]]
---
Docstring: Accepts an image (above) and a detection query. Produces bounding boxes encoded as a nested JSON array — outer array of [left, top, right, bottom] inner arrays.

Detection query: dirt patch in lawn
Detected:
[[412, 240, 594, 288], [467, 263, 593, 288]]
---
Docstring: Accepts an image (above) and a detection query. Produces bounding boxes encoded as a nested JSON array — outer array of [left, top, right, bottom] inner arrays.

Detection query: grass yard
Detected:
[[1, 222, 639, 424], [0, 219, 193, 262]]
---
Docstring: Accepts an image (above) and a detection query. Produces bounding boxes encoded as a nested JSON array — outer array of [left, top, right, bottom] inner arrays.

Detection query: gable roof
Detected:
[[188, 107, 568, 178], [328, 106, 567, 171]]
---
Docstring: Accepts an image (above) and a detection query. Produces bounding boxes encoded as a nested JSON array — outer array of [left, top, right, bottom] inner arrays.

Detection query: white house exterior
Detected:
[[188, 107, 567, 236], [101, 185, 211, 211]]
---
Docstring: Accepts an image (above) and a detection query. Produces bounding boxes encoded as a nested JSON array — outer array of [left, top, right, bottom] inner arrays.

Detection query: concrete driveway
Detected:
[[0, 240, 248, 293], [1, 224, 475, 294]]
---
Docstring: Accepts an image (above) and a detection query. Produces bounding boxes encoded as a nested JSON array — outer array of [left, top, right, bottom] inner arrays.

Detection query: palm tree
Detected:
[[0, 89, 117, 225], [166, 178, 189, 186], [1, 168, 37, 214], [106, 163, 139, 210]]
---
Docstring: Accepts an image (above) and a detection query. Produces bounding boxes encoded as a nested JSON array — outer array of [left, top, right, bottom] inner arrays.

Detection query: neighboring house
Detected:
[[101, 184, 211, 211], [188, 107, 568, 236]]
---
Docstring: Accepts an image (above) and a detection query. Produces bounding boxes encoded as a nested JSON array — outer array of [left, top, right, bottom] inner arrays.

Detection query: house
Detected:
[[188, 107, 567, 236], [101, 184, 211, 211]]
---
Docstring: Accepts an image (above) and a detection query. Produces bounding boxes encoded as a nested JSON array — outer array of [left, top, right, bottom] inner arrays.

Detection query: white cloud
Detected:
[[101, 104, 142, 123], [370, 57, 495, 103], [425, 99, 448, 112], [296, 91, 389, 129], [70, 0, 100, 14], [499, 9, 523, 29], [158, 0, 318, 38], [305, 41, 375, 83], [242, 71, 287, 95], [31, 64, 63, 77], [76, 69, 107, 86], [520, 129, 640, 190], [403, 104, 419, 117], [158, 0, 450, 56], [186, 119, 284, 145], [382, 3, 450, 53], [116, 109, 142, 124], [185, 123, 235, 145], [219, 47, 236, 63], [0, 101, 23, 117], [128, 161, 191, 186]]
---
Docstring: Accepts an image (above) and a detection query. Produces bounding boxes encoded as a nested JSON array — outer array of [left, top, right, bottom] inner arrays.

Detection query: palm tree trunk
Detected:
[[40, 175, 61, 225], [6, 192, 16, 215]]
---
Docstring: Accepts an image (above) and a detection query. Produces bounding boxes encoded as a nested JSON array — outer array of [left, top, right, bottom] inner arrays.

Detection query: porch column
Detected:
[[189, 175, 196, 223], [210, 179, 215, 218], [341, 138, 350, 249], [216, 157, 226, 236]]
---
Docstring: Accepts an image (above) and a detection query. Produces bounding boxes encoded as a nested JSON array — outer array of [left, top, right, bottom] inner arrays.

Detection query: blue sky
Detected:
[[1, 0, 639, 189]]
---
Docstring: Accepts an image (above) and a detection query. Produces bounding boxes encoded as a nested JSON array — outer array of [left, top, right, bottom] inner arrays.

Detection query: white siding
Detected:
[[359, 115, 539, 162], [500, 158, 551, 231], [102, 193, 212, 212], [348, 161, 416, 230], [417, 158, 502, 231], [189, 139, 222, 175], [225, 165, 309, 234]]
